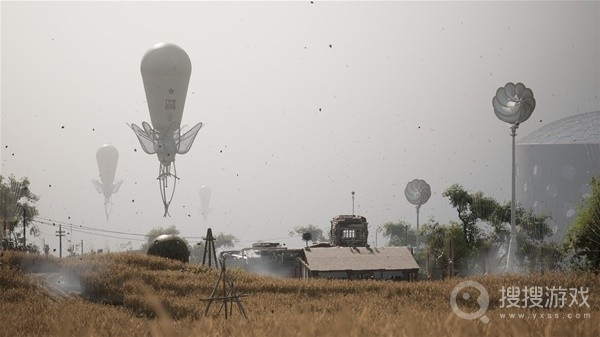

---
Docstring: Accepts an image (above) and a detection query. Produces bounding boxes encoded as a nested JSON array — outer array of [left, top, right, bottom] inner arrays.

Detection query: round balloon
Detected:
[[405, 179, 431, 206], [492, 82, 536, 125]]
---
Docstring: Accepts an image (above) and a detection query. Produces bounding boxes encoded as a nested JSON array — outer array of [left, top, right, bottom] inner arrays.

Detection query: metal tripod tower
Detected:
[[202, 228, 219, 269]]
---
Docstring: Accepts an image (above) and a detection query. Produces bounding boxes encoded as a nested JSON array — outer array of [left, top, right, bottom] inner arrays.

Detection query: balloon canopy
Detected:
[[92, 144, 123, 219], [404, 179, 431, 206], [492, 82, 536, 125], [96, 144, 119, 185], [141, 42, 192, 134]]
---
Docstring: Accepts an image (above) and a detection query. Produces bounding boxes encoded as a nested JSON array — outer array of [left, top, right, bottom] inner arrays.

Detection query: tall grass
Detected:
[[1, 251, 598, 337]]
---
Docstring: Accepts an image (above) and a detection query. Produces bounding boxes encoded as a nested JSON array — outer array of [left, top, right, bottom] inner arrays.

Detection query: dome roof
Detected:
[[518, 111, 600, 145]]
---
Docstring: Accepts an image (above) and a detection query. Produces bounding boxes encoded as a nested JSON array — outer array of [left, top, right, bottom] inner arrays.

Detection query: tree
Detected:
[[139, 225, 182, 253], [380, 220, 416, 246], [443, 183, 558, 274], [420, 221, 471, 279], [564, 176, 600, 271], [190, 232, 239, 263], [289, 224, 328, 244], [0, 175, 40, 249], [442, 184, 499, 248]]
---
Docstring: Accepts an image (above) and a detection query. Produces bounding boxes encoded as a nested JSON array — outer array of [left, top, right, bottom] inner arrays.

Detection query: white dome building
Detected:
[[516, 111, 600, 242]]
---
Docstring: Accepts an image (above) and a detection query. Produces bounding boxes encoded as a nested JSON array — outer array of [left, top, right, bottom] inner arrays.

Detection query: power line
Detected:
[[32, 216, 298, 247], [33, 218, 147, 237], [33, 219, 146, 242]]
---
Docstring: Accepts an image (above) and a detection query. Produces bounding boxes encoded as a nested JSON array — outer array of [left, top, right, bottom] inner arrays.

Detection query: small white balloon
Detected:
[[92, 144, 123, 219], [405, 179, 431, 206]]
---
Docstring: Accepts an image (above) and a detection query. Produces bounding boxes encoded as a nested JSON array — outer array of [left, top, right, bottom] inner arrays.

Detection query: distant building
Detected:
[[297, 214, 419, 280], [516, 111, 600, 242], [298, 245, 419, 280], [330, 215, 369, 247], [225, 215, 420, 280]]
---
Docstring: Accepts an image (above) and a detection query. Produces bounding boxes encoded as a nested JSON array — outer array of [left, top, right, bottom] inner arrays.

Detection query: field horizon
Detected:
[[0, 251, 598, 337]]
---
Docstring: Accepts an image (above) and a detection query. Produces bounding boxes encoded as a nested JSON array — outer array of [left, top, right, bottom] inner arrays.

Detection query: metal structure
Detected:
[[202, 256, 248, 319], [147, 234, 190, 263], [516, 111, 600, 242], [202, 228, 219, 269], [330, 215, 369, 247], [492, 82, 536, 272], [404, 179, 431, 249], [222, 242, 303, 278]]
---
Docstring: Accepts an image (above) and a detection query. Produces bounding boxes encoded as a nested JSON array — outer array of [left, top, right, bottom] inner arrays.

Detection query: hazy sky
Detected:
[[1, 1, 599, 253]]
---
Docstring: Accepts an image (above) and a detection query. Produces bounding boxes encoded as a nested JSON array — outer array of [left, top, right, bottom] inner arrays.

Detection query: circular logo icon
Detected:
[[450, 280, 490, 324]]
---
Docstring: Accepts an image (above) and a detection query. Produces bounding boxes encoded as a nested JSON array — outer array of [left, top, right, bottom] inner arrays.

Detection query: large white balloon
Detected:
[[92, 144, 123, 219], [404, 179, 431, 206], [492, 82, 536, 125], [141, 42, 191, 134], [129, 43, 203, 217]]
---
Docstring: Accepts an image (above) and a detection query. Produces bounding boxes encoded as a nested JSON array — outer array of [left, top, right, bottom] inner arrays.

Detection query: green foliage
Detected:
[[212, 232, 238, 249], [139, 225, 182, 253], [442, 183, 559, 275], [442, 184, 500, 247], [289, 224, 328, 243], [0, 175, 40, 248], [190, 231, 239, 263], [380, 220, 416, 246], [565, 176, 600, 271], [420, 221, 471, 278]]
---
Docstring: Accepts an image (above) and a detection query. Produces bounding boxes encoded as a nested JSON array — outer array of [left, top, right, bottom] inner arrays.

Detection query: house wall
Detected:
[[305, 269, 418, 280]]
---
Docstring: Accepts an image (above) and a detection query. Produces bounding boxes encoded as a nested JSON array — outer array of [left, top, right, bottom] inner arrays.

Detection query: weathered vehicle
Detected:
[[221, 242, 303, 277]]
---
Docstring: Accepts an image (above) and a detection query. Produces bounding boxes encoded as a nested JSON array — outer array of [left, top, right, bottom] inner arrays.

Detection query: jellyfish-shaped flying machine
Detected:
[[92, 144, 123, 219], [129, 43, 203, 216]]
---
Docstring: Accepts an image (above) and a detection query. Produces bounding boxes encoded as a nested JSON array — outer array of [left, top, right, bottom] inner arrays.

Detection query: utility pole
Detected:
[[22, 208, 26, 249], [81, 239, 84, 255], [56, 224, 65, 258], [351, 191, 355, 216]]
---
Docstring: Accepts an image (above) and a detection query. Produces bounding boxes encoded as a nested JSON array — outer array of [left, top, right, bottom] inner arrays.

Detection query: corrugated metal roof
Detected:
[[303, 246, 419, 272]]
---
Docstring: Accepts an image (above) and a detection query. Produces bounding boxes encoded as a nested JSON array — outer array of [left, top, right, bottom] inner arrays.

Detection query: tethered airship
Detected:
[[129, 43, 203, 216], [92, 144, 123, 219]]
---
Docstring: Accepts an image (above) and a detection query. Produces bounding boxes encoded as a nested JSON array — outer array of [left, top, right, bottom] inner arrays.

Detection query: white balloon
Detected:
[[492, 82, 536, 125], [141, 43, 191, 134], [405, 179, 431, 206]]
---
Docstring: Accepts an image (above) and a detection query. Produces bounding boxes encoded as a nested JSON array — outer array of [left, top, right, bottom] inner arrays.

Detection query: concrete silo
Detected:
[[516, 111, 600, 242]]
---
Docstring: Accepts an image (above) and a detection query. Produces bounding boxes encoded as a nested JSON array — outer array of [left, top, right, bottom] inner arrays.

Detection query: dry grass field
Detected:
[[1, 251, 598, 337]]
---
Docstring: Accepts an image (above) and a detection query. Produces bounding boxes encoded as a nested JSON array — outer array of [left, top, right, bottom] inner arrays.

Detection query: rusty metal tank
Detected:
[[147, 234, 190, 263]]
